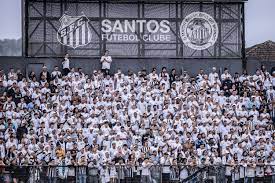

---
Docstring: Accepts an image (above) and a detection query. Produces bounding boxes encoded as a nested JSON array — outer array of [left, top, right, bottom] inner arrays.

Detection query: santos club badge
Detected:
[[180, 12, 218, 50], [57, 14, 92, 49]]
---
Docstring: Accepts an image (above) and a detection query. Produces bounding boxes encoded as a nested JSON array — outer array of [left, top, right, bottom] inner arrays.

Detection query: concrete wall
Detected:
[[0, 56, 243, 76], [0, 56, 274, 77], [246, 58, 275, 74]]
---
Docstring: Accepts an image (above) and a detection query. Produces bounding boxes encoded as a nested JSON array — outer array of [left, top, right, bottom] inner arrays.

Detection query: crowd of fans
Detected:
[[0, 57, 274, 182]]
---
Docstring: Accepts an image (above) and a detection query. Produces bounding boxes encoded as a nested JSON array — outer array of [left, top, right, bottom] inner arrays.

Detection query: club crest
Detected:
[[57, 14, 92, 49], [180, 12, 218, 50]]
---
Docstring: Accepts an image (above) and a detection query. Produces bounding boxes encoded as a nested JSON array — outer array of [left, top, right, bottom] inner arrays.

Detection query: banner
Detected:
[[57, 12, 218, 51], [26, 1, 243, 58]]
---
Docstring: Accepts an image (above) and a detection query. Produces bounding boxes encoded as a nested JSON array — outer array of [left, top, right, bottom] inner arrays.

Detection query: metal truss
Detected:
[[23, 0, 246, 59]]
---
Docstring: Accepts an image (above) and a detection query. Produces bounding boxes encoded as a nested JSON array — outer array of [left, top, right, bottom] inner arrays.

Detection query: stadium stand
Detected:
[[0, 57, 274, 182]]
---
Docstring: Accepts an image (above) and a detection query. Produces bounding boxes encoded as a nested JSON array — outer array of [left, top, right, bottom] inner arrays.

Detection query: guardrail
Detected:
[[0, 164, 275, 183]]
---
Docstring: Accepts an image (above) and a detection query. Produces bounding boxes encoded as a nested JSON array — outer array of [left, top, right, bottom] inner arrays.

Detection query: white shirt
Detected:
[[160, 157, 171, 173], [141, 161, 152, 176], [101, 56, 112, 70], [62, 58, 70, 69]]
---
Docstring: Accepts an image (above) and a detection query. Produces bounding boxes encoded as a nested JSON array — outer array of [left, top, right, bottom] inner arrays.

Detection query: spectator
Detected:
[[51, 66, 62, 80], [100, 50, 112, 76], [0, 65, 272, 183], [62, 53, 70, 76], [39, 65, 51, 82]]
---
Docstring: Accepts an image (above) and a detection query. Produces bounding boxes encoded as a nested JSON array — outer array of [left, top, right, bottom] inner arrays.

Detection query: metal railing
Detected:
[[272, 107, 275, 124], [0, 164, 274, 183]]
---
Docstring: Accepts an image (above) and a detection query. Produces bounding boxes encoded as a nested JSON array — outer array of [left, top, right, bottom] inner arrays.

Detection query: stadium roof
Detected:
[[246, 40, 275, 61]]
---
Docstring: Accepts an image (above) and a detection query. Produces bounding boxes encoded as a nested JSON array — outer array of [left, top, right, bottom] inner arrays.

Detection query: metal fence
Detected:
[[0, 164, 275, 183], [272, 107, 275, 124]]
